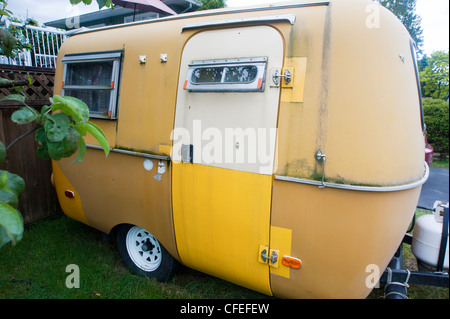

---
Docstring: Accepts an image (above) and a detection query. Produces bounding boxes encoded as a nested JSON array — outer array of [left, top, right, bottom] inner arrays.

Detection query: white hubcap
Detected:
[[126, 226, 162, 272]]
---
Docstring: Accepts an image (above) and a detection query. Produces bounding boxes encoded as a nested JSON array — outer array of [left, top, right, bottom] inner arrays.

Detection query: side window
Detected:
[[409, 40, 425, 131], [183, 57, 267, 92], [62, 51, 122, 119]]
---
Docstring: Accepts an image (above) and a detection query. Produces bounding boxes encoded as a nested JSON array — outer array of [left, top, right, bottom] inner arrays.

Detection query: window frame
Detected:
[[409, 40, 425, 132], [62, 50, 123, 120], [184, 57, 268, 92]]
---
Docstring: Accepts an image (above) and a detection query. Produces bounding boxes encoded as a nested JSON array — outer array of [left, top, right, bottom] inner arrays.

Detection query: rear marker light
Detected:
[[65, 190, 75, 199], [282, 256, 302, 269]]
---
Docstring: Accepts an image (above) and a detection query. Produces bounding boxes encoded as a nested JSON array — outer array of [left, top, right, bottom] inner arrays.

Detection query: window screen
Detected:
[[62, 51, 122, 119]]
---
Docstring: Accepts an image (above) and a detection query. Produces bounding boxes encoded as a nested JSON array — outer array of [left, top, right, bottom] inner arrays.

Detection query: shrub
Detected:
[[423, 98, 449, 155]]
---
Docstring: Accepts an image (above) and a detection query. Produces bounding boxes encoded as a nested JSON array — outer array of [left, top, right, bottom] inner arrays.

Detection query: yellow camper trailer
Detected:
[[52, 0, 429, 298]]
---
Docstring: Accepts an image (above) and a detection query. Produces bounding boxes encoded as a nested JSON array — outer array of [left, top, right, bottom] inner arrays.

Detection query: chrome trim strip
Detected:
[[274, 163, 429, 192], [189, 57, 267, 66], [181, 14, 296, 32], [86, 144, 171, 161]]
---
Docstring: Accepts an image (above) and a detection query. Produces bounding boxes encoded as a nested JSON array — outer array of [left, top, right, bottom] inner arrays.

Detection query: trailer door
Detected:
[[172, 25, 283, 295]]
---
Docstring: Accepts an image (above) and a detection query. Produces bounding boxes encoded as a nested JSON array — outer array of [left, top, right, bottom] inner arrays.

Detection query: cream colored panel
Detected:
[[173, 26, 283, 175]]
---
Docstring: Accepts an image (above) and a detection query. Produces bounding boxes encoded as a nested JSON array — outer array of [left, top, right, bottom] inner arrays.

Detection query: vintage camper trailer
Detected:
[[52, 0, 428, 298]]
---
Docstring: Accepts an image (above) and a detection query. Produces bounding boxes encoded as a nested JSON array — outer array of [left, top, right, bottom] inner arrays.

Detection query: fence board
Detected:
[[0, 65, 60, 225]]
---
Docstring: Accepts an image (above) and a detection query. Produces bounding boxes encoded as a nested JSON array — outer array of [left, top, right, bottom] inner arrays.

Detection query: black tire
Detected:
[[116, 224, 178, 282]]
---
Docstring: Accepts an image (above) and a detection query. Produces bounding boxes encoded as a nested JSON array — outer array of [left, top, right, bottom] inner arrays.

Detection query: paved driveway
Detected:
[[418, 167, 449, 210]]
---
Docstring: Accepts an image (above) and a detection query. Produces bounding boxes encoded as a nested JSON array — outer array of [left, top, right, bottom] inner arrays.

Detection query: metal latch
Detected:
[[272, 68, 292, 86], [316, 151, 326, 189], [259, 245, 279, 268], [181, 144, 193, 163], [261, 248, 278, 264]]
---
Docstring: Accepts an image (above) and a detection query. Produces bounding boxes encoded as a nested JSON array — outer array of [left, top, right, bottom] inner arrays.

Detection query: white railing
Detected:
[[1, 21, 66, 68]]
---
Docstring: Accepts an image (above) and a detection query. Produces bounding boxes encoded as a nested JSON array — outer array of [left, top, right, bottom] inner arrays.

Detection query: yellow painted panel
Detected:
[[158, 144, 172, 156], [52, 161, 88, 225], [172, 163, 272, 295], [281, 57, 307, 103], [269, 226, 292, 279], [83, 119, 117, 148]]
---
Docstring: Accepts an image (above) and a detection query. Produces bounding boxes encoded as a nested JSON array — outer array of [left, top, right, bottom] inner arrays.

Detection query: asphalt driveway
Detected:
[[418, 166, 449, 210]]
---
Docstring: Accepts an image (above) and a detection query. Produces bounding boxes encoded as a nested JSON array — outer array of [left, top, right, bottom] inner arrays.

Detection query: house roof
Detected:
[[44, 0, 201, 30]]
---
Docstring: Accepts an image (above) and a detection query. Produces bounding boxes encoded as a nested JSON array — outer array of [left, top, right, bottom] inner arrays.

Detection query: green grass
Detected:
[[367, 209, 449, 300], [0, 213, 448, 299], [430, 158, 449, 168], [0, 215, 267, 299]]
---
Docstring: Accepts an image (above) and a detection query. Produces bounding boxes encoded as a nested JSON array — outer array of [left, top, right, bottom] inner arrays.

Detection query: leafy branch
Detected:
[[0, 92, 110, 248]]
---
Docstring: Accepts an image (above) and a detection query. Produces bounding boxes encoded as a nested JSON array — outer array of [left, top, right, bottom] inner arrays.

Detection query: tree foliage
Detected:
[[0, 93, 110, 248], [420, 50, 449, 101], [423, 98, 449, 155], [0, 0, 33, 57], [70, 0, 113, 9], [197, 0, 227, 11], [376, 0, 424, 54]]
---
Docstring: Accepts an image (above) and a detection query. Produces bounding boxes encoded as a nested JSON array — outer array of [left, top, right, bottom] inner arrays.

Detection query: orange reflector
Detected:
[[62, 81, 65, 88], [111, 81, 114, 88], [183, 80, 188, 90], [108, 111, 112, 118], [282, 256, 302, 269], [257, 78, 263, 89]]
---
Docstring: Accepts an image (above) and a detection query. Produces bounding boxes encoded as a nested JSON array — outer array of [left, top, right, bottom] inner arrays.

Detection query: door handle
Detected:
[[315, 151, 326, 188]]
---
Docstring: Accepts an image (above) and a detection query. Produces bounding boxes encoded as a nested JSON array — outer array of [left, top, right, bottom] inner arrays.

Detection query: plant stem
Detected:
[[6, 125, 40, 151]]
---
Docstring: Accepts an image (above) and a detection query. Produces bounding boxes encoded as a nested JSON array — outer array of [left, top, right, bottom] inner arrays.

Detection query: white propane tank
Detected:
[[412, 201, 449, 271]]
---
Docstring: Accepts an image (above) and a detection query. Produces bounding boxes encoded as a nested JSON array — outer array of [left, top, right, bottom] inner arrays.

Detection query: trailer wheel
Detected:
[[116, 224, 177, 282]]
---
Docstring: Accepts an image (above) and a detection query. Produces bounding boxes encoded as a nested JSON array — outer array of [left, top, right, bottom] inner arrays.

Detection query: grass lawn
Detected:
[[0, 212, 448, 300], [0, 214, 267, 299], [430, 158, 449, 168]]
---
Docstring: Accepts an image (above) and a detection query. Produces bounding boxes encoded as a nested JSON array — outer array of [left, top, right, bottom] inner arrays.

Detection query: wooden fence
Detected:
[[0, 64, 61, 225]]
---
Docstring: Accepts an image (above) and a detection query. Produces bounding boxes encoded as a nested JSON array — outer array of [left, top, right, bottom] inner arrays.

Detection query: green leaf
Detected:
[[47, 141, 65, 161], [0, 170, 25, 197], [0, 190, 18, 209], [62, 127, 80, 158], [0, 171, 7, 189], [45, 113, 71, 142], [11, 107, 39, 124], [86, 122, 110, 157], [0, 94, 26, 104], [51, 95, 89, 125], [35, 128, 51, 161], [63, 96, 90, 122], [0, 78, 12, 86], [40, 105, 50, 117], [74, 122, 87, 136], [0, 141, 5, 164], [72, 136, 86, 164], [0, 9, 12, 17], [0, 201, 24, 248], [96, 0, 111, 9]]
